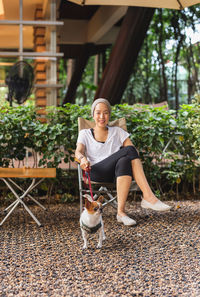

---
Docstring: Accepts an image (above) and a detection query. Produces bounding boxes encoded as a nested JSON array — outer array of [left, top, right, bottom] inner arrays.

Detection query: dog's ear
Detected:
[[97, 195, 104, 204], [83, 194, 93, 202], [85, 198, 92, 209]]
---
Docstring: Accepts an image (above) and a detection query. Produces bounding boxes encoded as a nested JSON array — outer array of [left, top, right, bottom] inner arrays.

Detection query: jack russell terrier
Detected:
[[80, 194, 105, 249]]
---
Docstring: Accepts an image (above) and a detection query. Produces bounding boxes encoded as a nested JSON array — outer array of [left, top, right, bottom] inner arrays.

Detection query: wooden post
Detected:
[[94, 7, 155, 105], [94, 54, 99, 86], [63, 43, 93, 104], [67, 59, 75, 86]]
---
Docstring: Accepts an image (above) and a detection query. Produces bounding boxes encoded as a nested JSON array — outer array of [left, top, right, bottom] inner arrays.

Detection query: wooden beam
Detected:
[[59, 9, 123, 45], [94, 7, 155, 104], [58, 20, 88, 44], [96, 26, 119, 44], [87, 6, 127, 43], [60, 44, 110, 58], [59, 21, 119, 45]]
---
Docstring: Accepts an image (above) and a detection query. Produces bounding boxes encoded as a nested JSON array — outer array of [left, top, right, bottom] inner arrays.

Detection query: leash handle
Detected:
[[83, 169, 94, 201]]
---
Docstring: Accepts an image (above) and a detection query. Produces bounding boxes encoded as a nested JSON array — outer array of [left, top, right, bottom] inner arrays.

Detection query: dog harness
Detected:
[[81, 221, 102, 234]]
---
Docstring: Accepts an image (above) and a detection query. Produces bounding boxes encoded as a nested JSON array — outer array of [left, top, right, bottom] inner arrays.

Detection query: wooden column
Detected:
[[94, 7, 155, 105], [94, 54, 99, 86], [62, 43, 93, 104], [67, 59, 75, 86]]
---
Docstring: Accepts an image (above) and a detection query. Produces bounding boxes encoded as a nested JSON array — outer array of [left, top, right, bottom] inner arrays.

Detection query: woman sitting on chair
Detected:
[[75, 98, 171, 226]]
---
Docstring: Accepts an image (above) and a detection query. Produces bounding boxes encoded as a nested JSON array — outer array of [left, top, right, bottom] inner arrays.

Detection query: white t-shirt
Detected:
[[77, 126, 130, 166]]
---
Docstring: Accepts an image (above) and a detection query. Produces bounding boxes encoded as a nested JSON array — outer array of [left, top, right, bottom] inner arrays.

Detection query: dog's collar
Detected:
[[81, 221, 102, 234]]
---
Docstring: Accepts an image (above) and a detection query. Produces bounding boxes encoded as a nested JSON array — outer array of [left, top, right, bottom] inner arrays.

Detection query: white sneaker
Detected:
[[141, 198, 171, 211], [117, 215, 137, 226]]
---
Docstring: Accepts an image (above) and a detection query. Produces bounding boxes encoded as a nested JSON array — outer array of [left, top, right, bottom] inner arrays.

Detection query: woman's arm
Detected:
[[123, 137, 134, 147], [75, 143, 91, 170], [75, 143, 86, 161]]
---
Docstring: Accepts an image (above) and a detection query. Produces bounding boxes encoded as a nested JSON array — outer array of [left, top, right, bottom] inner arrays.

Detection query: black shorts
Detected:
[[90, 146, 139, 183]]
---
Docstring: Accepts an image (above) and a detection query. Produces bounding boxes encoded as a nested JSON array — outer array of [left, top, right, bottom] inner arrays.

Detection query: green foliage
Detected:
[[46, 103, 91, 160], [161, 99, 200, 191], [185, 94, 200, 160], [0, 104, 38, 167], [56, 8, 199, 108], [0, 101, 200, 197], [122, 5, 200, 107]]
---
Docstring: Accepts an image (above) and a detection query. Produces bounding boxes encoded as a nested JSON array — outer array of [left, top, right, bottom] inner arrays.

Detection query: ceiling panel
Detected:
[[67, 0, 200, 10]]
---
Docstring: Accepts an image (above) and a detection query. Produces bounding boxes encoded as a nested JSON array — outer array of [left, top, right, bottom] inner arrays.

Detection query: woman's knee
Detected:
[[124, 145, 139, 160]]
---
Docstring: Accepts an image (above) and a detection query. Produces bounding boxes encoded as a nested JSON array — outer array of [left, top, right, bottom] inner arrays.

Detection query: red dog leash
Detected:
[[83, 169, 94, 201], [75, 157, 94, 201]]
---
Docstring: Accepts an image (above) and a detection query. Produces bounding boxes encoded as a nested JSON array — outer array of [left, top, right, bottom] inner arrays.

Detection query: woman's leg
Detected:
[[91, 150, 137, 224], [90, 146, 138, 183], [115, 156, 137, 224], [116, 175, 132, 216], [131, 158, 171, 211], [131, 158, 158, 204]]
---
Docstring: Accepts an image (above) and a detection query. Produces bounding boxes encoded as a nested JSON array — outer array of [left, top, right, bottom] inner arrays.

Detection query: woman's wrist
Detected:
[[79, 155, 86, 161]]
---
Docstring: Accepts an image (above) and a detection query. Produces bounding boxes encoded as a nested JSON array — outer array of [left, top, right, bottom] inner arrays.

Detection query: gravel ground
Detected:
[[0, 200, 200, 297]]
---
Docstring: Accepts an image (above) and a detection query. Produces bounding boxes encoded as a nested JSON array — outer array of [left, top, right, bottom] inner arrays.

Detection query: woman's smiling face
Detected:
[[93, 103, 110, 127]]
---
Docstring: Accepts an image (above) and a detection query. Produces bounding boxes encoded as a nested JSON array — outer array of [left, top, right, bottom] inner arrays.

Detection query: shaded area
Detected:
[[0, 201, 200, 296], [95, 7, 155, 105], [60, 2, 155, 105]]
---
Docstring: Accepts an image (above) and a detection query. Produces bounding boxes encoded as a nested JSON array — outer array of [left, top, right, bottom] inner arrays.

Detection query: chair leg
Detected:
[[99, 186, 118, 209], [80, 191, 83, 215], [102, 196, 117, 208]]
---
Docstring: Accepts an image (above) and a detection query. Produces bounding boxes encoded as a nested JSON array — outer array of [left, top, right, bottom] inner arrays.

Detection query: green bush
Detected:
[[0, 99, 200, 199], [185, 94, 200, 160]]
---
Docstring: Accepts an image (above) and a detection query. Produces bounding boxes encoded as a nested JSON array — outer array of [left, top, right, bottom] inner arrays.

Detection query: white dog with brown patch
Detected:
[[80, 194, 105, 249]]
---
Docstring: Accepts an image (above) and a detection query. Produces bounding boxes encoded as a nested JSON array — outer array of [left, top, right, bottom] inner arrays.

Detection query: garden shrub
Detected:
[[0, 99, 200, 200]]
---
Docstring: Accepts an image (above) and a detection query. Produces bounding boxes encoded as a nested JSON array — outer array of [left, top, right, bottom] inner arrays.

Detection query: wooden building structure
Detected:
[[0, 0, 199, 111]]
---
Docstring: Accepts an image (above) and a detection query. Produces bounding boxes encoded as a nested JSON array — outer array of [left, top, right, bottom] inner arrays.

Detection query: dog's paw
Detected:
[[97, 243, 102, 249], [82, 244, 88, 249], [103, 235, 106, 241]]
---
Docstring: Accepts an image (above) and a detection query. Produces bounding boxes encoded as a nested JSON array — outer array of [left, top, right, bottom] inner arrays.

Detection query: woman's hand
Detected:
[[80, 157, 91, 171], [75, 143, 91, 170]]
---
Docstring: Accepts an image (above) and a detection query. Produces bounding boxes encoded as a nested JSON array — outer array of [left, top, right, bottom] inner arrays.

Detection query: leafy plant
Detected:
[[185, 94, 200, 160], [0, 100, 200, 199]]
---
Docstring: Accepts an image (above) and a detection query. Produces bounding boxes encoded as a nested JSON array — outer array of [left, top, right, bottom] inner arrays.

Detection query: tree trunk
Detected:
[[158, 9, 168, 102], [174, 36, 183, 112], [190, 42, 200, 93], [186, 44, 192, 104], [144, 40, 151, 103]]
